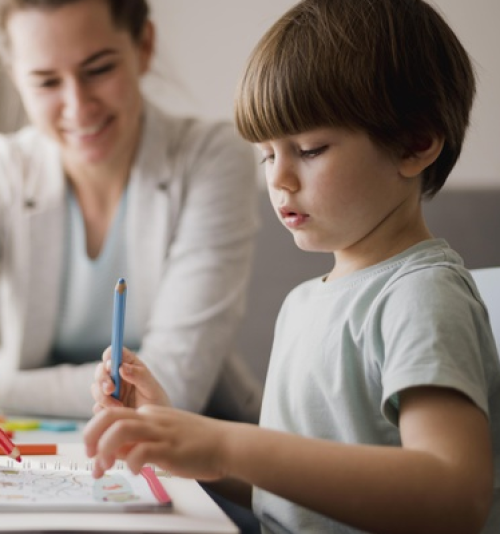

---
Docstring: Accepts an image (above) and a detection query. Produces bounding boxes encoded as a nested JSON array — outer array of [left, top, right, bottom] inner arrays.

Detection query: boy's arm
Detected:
[[225, 386, 493, 534], [85, 387, 493, 534]]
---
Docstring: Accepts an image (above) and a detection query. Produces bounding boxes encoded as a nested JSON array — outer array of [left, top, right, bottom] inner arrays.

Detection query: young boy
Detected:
[[85, 0, 500, 532]]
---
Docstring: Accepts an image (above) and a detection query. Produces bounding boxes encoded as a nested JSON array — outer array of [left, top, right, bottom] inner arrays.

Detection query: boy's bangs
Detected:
[[235, 50, 335, 143]]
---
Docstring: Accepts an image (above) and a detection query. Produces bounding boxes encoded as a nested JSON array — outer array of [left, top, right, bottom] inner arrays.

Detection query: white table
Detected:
[[1, 419, 238, 533]]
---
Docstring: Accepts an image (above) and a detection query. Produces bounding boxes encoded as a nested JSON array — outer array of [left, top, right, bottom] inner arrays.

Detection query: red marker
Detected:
[[0, 426, 21, 462]]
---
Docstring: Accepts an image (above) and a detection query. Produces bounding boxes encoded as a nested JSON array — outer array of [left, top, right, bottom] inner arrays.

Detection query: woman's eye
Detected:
[[86, 63, 115, 77], [300, 146, 328, 158], [38, 78, 60, 89]]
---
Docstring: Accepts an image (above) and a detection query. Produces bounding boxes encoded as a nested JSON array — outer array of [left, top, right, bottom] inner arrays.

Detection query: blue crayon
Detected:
[[39, 420, 78, 432], [111, 278, 127, 400]]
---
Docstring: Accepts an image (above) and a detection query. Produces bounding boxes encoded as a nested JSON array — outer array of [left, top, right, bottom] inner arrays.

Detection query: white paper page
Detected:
[[0, 459, 171, 513]]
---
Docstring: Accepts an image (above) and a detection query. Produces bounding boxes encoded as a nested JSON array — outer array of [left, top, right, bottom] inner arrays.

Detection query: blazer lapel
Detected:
[[19, 140, 65, 368], [126, 102, 176, 330]]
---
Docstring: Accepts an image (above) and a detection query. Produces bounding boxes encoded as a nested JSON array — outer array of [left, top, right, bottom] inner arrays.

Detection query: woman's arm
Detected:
[[0, 363, 97, 418], [136, 120, 260, 416], [85, 386, 493, 534]]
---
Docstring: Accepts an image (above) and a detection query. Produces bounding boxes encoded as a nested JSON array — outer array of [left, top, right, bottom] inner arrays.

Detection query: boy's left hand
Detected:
[[91, 347, 171, 413]]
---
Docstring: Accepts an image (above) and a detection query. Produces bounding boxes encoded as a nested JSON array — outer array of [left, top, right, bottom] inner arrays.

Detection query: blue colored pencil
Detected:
[[111, 278, 127, 400]]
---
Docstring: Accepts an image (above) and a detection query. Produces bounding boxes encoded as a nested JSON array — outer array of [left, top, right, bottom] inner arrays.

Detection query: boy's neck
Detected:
[[327, 203, 432, 281]]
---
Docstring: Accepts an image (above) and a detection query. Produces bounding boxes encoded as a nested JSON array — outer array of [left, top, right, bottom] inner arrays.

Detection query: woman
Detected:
[[0, 0, 261, 421]]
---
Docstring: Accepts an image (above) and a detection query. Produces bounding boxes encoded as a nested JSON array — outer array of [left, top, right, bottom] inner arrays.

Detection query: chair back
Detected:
[[470, 267, 500, 353]]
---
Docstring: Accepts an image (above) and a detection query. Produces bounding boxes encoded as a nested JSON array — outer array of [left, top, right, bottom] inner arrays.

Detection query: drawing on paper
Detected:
[[0, 467, 140, 505]]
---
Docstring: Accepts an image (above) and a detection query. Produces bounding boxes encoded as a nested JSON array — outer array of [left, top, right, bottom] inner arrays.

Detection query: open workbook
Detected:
[[0, 456, 172, 513]]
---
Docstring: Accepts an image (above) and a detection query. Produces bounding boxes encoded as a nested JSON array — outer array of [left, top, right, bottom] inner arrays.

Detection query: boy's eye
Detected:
[[299, 145, 328, 158], [260, 154, 275, 164]]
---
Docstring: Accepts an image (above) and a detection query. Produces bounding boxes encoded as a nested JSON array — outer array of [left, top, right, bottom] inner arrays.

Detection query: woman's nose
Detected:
[[61, 78, 96, 122]]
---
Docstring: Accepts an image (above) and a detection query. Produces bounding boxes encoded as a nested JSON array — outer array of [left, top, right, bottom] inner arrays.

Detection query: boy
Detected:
[[85, 1, 500, 532]]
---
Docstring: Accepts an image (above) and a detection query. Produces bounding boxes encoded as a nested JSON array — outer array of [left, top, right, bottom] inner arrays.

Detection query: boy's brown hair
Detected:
[[0, 0, 149, 58], [235, 0, 476, 197]]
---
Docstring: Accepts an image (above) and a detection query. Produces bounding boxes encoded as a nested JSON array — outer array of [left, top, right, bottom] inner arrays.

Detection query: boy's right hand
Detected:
[[91, 347, 171, 413]]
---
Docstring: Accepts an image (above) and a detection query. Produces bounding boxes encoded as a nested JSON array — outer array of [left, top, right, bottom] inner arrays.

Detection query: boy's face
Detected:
[[257, 127, 428, 276]]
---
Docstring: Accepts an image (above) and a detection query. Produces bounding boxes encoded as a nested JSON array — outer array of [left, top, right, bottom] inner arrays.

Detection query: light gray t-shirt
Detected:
[[254, 239, 500, 534]]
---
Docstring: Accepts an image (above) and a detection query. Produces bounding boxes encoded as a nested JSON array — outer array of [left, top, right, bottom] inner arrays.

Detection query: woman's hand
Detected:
[[91, 347, 171, 413], [84, 405, 231, 481]]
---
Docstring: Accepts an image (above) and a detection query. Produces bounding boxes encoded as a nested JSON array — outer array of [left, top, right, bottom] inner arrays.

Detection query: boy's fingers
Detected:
[[84, 407, 134, 455], [90, 382, 101, 402], [138, 404, 166, 416], [125, 442, 170, 475], [120, 363, 151, 387], [91, 444, 135, 479], [94, 361, 106, 381], [102, 346, 112, 362], [91, 372, 116, 397], [96, 419, 165, 462], [102, 379, 115, 395], [121, 347, 142, 365], [119, 366, 171, 407], [90, 382, 122, 408], [90, 410, 167, 461], [105, 347, 141, 371]]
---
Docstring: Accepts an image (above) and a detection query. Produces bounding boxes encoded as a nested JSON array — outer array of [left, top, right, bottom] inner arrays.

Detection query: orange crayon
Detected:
[[0, 443, 57, 456]]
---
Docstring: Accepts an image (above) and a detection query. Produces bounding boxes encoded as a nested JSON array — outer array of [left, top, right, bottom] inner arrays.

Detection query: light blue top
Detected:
[[254, 239, 500, 534], [52, 187, 140, 365]]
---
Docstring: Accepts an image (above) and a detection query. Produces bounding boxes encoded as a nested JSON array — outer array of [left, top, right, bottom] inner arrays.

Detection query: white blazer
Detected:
[[0, 101, 262, 420]]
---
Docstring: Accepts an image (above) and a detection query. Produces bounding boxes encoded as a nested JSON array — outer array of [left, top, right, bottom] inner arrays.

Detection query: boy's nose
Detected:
[[268, 160, 300, 193]]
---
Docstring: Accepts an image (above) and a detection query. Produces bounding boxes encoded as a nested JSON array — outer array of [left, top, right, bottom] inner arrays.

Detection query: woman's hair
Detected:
[[0, 0, 150, 57], [234, 0, 476, 197]]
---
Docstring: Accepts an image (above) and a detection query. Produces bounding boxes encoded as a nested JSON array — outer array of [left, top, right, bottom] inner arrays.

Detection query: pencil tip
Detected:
[[115, 278, 127, 294]]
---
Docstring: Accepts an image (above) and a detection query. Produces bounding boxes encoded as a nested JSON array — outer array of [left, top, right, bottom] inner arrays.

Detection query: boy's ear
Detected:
[[399, 136, 444, 178]]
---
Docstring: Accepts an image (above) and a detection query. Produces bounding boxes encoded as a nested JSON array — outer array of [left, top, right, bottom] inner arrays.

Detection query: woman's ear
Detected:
[[399, 136, 444, 178], [138, 20, 155, 75]]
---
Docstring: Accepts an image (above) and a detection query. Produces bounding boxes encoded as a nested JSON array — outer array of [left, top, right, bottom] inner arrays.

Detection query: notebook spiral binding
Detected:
[[3, 458, 127, 470], [2, 458, 171, 476]]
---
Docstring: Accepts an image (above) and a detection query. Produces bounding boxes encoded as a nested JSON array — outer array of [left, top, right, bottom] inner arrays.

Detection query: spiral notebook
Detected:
[[0, 456, 172, 513]]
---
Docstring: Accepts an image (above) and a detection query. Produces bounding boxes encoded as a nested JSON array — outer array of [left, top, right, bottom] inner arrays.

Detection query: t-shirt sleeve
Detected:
[[377, 266, 492, 425]]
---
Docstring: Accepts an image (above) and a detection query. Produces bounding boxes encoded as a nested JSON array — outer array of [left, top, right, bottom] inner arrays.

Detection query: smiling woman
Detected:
[[5, 0, 149, 187], [0, 0, 262, 424]]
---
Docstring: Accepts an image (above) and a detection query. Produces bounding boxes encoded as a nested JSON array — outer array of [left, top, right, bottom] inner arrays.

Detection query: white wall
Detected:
[[144, 0, 500, 188]]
